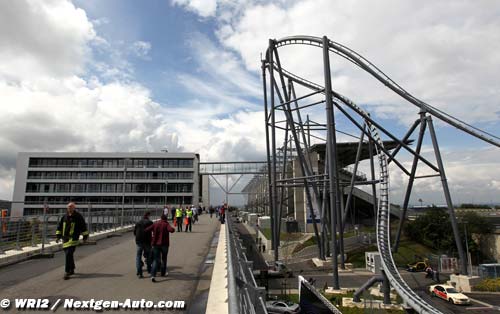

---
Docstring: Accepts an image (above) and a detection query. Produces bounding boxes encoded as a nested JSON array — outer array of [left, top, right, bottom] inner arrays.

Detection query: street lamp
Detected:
[[121, 158, 129, 228]]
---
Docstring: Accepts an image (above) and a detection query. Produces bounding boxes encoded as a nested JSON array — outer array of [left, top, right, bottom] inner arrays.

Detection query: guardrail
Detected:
[[226, 217, 268, 314], [0, 207, 162, 255]]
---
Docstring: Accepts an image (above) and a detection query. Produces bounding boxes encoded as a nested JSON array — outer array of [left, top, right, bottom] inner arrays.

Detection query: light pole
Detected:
[[464, 223, 473, 276], [121, 158, 129, 228]]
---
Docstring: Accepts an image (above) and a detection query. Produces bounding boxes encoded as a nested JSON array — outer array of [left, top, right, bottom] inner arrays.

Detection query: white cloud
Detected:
[[171, 0, 217, 17], [130, 41, 152, 59], [0, 1, 179, 200], [0, 0, 96, 80]]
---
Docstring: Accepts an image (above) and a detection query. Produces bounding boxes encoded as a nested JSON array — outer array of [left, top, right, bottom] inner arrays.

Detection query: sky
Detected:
[[0, 0, 498, 206]]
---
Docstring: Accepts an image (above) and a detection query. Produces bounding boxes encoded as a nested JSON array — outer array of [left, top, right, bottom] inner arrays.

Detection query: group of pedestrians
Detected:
[[134, 211, 176, 282], [56, 202, 224, 283], [167, 205, 200, 232], [208, 203, 226, 224]]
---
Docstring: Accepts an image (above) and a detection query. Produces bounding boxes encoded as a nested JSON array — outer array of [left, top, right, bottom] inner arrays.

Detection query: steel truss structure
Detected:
[[199, 161, 268, 205], [261, 35, 500, 313]]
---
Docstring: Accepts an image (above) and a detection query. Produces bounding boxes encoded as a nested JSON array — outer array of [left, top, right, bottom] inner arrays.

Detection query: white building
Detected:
[[11, 152, 204, 216]]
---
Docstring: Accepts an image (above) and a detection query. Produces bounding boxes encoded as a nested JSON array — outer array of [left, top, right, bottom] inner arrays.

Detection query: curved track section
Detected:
[[271, 36, 500, 147], [271, 65, 443, 313]]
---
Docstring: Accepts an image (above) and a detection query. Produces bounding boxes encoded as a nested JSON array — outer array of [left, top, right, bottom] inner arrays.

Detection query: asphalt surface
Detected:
[[0, 214, 219, 314]]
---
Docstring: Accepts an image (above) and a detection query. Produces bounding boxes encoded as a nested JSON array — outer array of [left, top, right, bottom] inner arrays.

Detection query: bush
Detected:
[[474, 278, 500, 292]]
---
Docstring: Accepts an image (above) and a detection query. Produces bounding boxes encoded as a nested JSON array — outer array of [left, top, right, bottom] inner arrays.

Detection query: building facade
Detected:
[[12, 152, 202, 216]]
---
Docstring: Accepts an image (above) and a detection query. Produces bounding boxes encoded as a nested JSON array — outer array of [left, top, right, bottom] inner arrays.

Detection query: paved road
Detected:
[[0, 214, 219, 313]]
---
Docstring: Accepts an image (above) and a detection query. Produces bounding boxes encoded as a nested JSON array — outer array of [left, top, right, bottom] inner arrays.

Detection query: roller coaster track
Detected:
[[263, 35, 498, 313], [272, 36, 500, 148], [269, 64, 443, 314]]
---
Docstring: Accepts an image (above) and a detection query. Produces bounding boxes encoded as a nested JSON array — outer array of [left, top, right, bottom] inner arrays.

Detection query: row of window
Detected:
[[24, 196, 193, 205], [27, 171, 194, 180], [26, 183, 193, 194], [29, 158, 194, 168]]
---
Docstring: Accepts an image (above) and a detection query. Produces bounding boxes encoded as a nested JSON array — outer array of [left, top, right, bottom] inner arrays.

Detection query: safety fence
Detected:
[[0, 207, 162, 255], [226, 217, 268, 314]]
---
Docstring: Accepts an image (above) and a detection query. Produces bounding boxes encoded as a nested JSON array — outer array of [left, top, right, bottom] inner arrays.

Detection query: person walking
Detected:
[[192, 205, 198, 224], [220, 203, 226, 224], [209, 206, 214, 218], [163, 206, 169, 219], [170, 206, 176, 223], [145, 214, 175, 282], [185, 206, 193, 232], [175, 207, 183, 232], [56, 202, 89, 280], [134, 211, 153, 278]]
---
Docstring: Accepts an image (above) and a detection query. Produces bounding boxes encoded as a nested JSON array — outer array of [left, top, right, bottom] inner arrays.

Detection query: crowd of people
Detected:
[[56, 202, 229, 282], [134, 203, 228, 282]]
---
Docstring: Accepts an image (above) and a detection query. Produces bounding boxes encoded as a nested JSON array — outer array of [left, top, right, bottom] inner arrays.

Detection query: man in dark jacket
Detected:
[[56, 202, 89, 280], [134, 212, 153, 278], [145, 214, 175, 282]]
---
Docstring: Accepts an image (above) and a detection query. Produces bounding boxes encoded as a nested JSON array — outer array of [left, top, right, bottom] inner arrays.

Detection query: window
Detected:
[[73, 184, 86, 193], [55, 184, 71, 193], [149, 183, 163, 193], [102, 184, 116, 193], [166, 159, 178, 168], [179, 159, 193, 168], [179, 172, 193, 179], [87, 184, 101, 193]]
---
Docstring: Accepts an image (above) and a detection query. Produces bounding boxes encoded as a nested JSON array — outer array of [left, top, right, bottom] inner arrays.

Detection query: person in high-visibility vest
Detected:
[[175, 207, 183, 232], [56, 202, 89, 280], [185, 206, 194, 232]]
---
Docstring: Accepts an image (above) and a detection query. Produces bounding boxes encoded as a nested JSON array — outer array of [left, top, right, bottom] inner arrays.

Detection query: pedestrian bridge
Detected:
[[0, 214, 226, 313]]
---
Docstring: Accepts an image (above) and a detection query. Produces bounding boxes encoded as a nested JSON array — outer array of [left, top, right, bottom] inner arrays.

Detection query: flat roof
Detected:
[[18, 152, 199, 159]]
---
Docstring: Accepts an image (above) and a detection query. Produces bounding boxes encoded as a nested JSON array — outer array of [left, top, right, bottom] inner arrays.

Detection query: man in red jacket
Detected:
[[145, 214, 175, 282]]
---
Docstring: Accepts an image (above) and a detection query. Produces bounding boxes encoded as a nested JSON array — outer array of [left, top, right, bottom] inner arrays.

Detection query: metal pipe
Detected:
[[323, 35, 340, 289], [393, 112, 427, 252], [427, 116, 467, 275]]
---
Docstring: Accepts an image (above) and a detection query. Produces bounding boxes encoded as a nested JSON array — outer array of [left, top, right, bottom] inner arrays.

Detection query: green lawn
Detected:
[[260, 228, 303, 242], [345, 240, 437, 268]]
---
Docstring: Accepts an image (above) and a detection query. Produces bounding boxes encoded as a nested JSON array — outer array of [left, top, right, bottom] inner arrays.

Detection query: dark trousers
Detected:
[[64, 246, 76, 273], [151, 245, 169, 277], [136, 243, 152, 276], [176, 217, 183, 232], [185, 217, 192, 232], [171, 210, 176, 222]]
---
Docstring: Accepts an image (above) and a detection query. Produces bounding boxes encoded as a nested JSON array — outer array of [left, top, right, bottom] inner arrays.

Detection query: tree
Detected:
[[405, 209, 494, 255]]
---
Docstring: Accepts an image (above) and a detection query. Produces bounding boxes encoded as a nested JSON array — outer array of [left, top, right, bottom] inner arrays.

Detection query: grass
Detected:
[[346, 245, 378, 268], [392, 240, 437, 267], [290, 225, 377, 255], [345, 240, 437, 268], [474, 278, 500, 292], [291, 236, 318, 254], [260, 228, 303, 242]]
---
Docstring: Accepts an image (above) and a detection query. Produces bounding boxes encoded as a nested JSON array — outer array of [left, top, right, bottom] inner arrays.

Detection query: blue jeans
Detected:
[[151, 245, 169, 277], [136, 244, 152, 276]]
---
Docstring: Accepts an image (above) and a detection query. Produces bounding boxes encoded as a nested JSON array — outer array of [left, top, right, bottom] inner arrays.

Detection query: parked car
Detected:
[[429, 284, 471, 305], [265, 300, 300, 314], [406, 261, 428, 272]]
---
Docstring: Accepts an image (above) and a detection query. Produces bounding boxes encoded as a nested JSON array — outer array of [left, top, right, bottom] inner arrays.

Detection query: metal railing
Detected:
[[226, 217, 268, 314], [0, 206, 162, 255]]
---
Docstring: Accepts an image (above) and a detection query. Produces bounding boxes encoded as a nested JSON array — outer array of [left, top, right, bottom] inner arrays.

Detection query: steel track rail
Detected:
[[268, 36, 500, 147], [265, 59, 443, 313]]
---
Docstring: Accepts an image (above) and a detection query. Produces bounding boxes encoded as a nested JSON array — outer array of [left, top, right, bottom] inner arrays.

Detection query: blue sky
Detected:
[[0, 0, 498, 205]]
